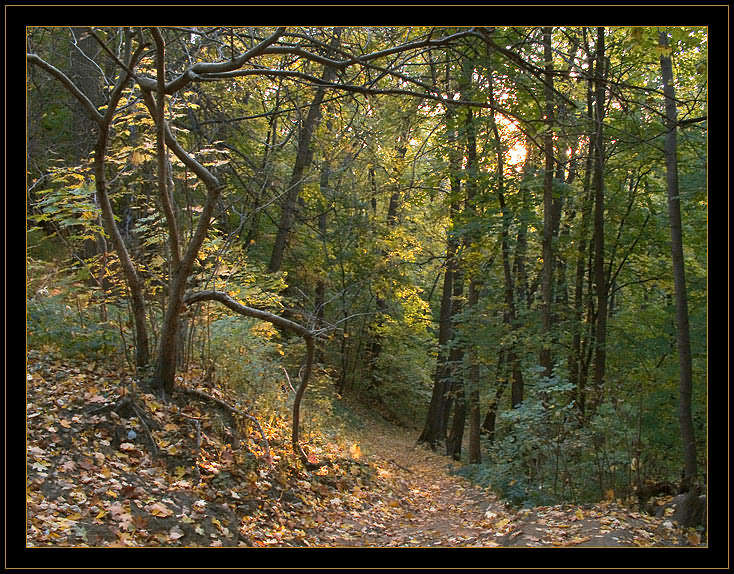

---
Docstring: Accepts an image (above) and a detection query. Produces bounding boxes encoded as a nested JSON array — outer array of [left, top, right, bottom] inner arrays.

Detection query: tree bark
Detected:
[[462, 89, 482, 464], [445, 270, 465, 460], [591, 26, 608, 412], [467, 281, 482, 464], [139, 90, 223, 395], [418, 100, 462, 447], [268, 28, 342, 273], [418, 201, 459, 446], [314, 157, 330, 363], [570, 30, 597, 417], [27, 37, 152, 369], [488, 53, 525, 407], [539, 27, 556, 377], [482, 349, 508, 442], [658, 30, 697, 492]]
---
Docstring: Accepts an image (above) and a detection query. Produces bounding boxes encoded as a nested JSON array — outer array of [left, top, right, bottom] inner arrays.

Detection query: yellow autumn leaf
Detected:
[[149, 502, 173, 517], [575, 508, 584, 520], [349, 443, 362, 459], [688, 531, 701, 545], [129, 150, 145, 166]]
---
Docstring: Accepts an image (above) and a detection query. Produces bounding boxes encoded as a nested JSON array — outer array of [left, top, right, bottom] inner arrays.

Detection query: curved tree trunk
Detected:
[[28, 36, 152, 369], [183, 290, 320, 468]]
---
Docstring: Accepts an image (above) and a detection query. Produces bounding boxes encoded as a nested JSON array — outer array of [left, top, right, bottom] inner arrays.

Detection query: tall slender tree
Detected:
[[658, 29, 697, 494], [269, 28, 342, 273], [590, 26, 608, 413], [540, 27, 556, 378]]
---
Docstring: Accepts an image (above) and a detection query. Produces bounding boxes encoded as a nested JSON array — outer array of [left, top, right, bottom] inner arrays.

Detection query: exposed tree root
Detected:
[[85, 392, 160, 456], [177, 386, 271, 463]]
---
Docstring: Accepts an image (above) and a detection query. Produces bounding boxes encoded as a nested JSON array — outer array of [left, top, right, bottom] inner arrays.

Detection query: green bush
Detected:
[[459, 372, 640, 508], [209, 315, 281, 387], [27, 294, 124, 359], [368, 318, 434, 426]]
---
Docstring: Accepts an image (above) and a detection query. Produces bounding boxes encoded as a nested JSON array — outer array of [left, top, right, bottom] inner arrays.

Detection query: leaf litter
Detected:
[[26, 349, 702, 548]]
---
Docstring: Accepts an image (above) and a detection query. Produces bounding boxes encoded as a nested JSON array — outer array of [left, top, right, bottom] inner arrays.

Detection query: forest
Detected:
[[24, 24, 709, 555]]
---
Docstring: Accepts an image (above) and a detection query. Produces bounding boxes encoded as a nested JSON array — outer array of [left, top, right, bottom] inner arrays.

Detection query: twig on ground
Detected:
[[388, 458, 414, 474]]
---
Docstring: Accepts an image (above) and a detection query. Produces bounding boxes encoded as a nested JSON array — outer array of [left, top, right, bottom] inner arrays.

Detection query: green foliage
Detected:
[[27, 294, 124, 359], [26, 26, 707, 515], [459, 371, 644, 508], [26, 227, 66, 261], [369, 316, 434, 425], [207, 315, 285, 402], [30, 170, 104, 245]]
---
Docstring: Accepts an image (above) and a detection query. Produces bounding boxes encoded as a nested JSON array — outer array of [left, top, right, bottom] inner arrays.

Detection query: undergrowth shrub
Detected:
[[208, 315, 285, 406], [367, 317, 433, 426], [208, 317, 356, 454], [27, 294, 125, 359], [459, 371, 640, 508]]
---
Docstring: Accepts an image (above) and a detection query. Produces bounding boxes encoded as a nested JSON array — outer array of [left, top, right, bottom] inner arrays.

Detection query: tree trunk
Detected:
[[314, 158, 330, 363], [267, 90, 324, 273], [68, 27, 104, 163], [467, 281, 482, 464], [140, 81, 224, 395], [488, 56, 525, 407], [658, 30, 697, 493], [540, 27, 556, 377], [268, 29, 341, 273], [446, 374, 466, 461], [483, 349, 510, 442], [28, 35, 152, 370], [445, 271, 465, 460], [418, 201, 459, 446], [94, 137, 151, 370], [514, 148, 531, 312], [418, 98, 463, 447], [570, 34, 597, 418], [462, 92, 482, 464], [591, 26, 608, 413]]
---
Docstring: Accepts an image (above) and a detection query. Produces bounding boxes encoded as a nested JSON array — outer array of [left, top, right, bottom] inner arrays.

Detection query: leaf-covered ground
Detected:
[[26, 349, 702, 548]]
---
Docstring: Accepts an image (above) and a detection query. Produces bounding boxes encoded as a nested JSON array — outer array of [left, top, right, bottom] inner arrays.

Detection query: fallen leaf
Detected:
[[148, 502, 173, 517], [169, 526, 185, 541]]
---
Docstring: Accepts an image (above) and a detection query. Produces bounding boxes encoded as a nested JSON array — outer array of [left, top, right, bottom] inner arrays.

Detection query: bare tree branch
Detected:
[[137, 26, 287, 94], [26, 54, 103, 124]]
